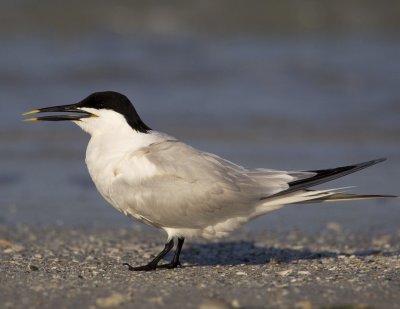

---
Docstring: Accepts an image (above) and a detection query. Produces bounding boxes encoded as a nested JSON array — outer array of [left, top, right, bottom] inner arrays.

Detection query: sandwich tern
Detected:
[[23, 91, 397, 271]]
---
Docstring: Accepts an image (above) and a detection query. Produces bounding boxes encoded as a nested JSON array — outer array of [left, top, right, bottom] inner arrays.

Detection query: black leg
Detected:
[[123, 239, 174, 271], [158, 237, 185, 269]]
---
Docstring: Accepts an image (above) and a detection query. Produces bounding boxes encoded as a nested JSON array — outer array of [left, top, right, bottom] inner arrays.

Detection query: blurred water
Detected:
[[1, 36, 399, 234]]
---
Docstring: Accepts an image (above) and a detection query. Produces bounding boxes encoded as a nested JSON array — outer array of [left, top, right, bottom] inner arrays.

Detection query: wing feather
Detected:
[[109, 140, 295, 228]]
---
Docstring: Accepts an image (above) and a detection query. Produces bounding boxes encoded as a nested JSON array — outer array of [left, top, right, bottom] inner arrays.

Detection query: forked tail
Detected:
[[260, 158, 398, 204], [292, 191, 398, 204]]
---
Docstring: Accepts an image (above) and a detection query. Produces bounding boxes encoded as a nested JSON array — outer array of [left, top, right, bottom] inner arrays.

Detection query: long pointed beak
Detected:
[[22, 103, 96, 122]]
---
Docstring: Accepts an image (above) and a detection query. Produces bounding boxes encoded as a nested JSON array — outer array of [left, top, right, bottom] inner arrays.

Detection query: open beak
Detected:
[[22, 103, 96, 122]]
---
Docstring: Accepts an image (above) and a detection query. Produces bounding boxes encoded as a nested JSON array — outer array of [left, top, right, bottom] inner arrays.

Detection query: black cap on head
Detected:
[[77, 91, 151, 133]]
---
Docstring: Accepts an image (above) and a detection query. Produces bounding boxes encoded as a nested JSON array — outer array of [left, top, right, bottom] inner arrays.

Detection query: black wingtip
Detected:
[[371, 158, 386, 164], [263, 158, 389, 200], [361, 158, 386, 166], [351, 157, 386, 170], [307, 157, 387, 175]]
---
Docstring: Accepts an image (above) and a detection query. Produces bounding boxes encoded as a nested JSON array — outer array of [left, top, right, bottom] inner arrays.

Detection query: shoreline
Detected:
[[1, 225, 399, 308]]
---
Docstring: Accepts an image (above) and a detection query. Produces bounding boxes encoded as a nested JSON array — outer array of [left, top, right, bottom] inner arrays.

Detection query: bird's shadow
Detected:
[[175, 241, 394, 266]]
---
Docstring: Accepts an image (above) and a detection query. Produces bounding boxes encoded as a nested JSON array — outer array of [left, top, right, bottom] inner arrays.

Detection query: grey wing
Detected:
[[110, 140, 303, 228]]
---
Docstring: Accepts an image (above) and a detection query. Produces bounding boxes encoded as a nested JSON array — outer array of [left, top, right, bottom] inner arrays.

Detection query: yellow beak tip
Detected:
[[22, 109, 40, 116], [22, 118, 39, 122]]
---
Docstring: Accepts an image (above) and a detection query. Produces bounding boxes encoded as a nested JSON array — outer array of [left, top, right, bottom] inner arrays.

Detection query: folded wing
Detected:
[[109, 140, 301, 228]]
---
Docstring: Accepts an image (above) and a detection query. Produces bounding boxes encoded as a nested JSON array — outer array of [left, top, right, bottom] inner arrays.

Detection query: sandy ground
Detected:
[[0, 224, 399, 309]]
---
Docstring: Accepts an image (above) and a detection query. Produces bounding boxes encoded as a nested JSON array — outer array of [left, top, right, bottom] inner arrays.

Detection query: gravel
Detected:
[[1, 224, 399, 309]]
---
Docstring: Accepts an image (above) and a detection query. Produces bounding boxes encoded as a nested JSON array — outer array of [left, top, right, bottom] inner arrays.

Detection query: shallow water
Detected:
[[1, 36, 399, 234]]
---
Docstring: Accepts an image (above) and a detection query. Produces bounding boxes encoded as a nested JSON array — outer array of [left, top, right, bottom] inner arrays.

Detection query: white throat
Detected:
[[76, 108, 173, 204], [74, 108, 171, 155], [73, 108, 131, 136]]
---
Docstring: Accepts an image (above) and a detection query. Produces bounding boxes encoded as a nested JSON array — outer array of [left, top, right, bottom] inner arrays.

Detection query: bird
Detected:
[[23, 91, 397, 271]]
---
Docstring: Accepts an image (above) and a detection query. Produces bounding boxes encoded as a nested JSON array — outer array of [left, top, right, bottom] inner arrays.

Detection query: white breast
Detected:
[[85, 131, 167, 201]]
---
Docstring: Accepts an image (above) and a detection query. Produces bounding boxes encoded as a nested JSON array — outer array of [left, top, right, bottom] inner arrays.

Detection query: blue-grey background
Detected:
[[0, 1, 399, 234]]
